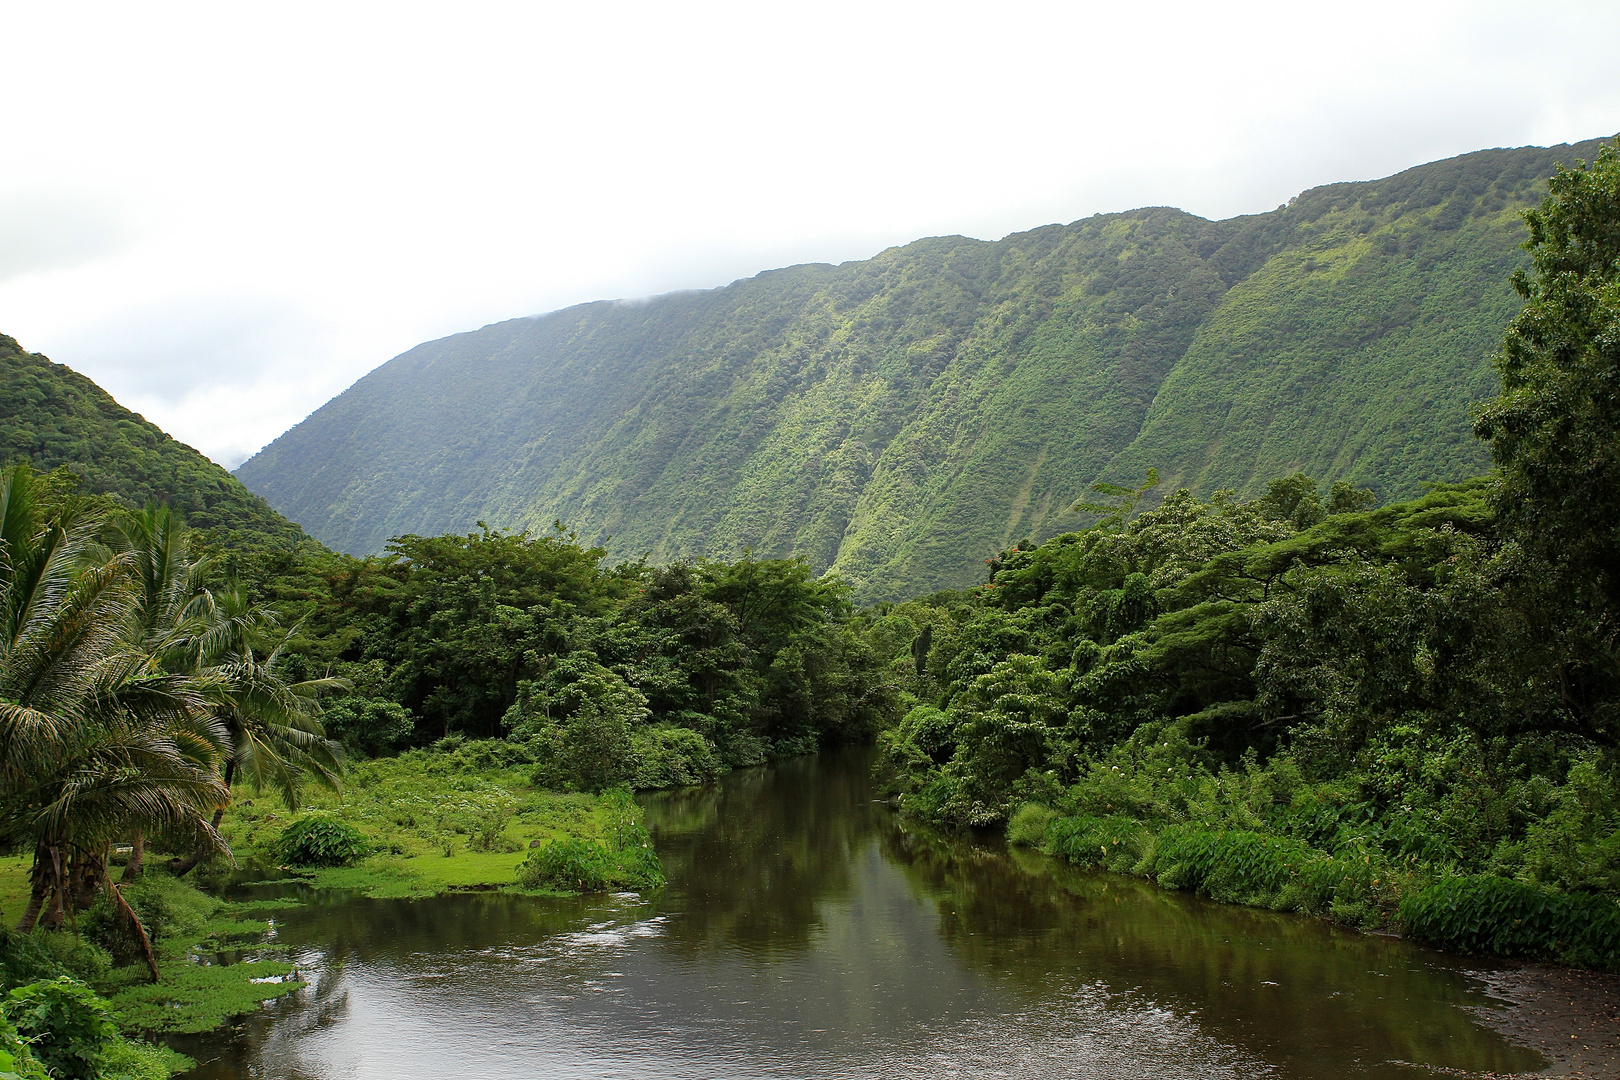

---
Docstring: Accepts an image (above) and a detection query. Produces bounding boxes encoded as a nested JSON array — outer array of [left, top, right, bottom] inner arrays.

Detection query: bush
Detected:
[[1, 977, 116, 1080], [84, 873, 217, 965], [1151, 827, 1314, 903], [0, 932, 66, 994], [632, 726, 724, 789], [1400, 875, 1620, 970], [0, 1014, 47, 1080], [277, 814, 370, 867], [319, 696, 414, 759], [21, 934, 110, 988], [517, 839, 615, 892], [97, 1038, 185, 1080], [1007, 802, 1056, 847], [517, 790, 667, 893], [1045, 814, 1149, 873]]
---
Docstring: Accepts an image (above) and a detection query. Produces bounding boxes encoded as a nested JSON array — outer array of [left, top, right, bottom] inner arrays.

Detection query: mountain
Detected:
[[0, 335, 307, 547], [236, 138, 1612, 601]]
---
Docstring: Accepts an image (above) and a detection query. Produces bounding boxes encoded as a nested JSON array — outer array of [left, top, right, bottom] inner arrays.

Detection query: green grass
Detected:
[[220, 748, 639, 896], [93, 875, 301, 1036], [0, 857, 34, 928]]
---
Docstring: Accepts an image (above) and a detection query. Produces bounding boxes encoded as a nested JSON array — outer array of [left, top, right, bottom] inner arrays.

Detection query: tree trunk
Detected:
[[67, 847, 105, 915], [40, 846, 65, 930], [121, 832, 145, 882], [14, 850, 50, 933], [169, 761, 234, 876]]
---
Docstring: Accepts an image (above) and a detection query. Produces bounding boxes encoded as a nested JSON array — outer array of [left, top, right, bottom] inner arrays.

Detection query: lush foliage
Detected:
[[0, 335, 306, 550], [515, 791, 664, 894], [1399, 875, 1620, 968], [275, 814, 370, 867], [868, 146, 1620, 966], [1, 976, 115, 1079], [239, 140, 1609, 601], [234, 531, 888, 772]]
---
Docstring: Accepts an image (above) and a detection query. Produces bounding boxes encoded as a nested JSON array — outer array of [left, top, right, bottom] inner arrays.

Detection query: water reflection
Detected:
[[178, 750, 1541, 1080]]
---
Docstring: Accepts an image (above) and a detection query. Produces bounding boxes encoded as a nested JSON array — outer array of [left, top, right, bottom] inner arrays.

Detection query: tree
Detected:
[[1472, 141, 1620, 746], [0, 466, 228, 932], [167, 586, 344, 875], [1474, 143, 1620, 611]]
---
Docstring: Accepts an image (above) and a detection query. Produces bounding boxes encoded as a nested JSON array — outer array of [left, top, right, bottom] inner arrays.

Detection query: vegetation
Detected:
[[874, 145, 1620, 970], [237, 140, 1610, 601], [0, 335, 306, 550], [0, 136, 1606, 1072]]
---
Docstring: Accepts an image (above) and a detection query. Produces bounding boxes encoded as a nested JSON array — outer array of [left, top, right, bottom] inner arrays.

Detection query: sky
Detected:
[[2, 1, 1618, 469]]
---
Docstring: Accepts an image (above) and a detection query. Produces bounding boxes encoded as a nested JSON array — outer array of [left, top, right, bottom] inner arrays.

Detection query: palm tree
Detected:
[[108, 502, 220, 880], [166, 584, 345, 875], [0, 466, 229, 932]]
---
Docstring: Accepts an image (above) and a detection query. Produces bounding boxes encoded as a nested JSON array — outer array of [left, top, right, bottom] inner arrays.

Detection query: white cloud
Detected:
[[0, 0, 1616, 466]]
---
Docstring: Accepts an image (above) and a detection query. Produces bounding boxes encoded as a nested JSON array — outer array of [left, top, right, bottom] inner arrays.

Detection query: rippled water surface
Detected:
[[178, 749, 1542, 1079]]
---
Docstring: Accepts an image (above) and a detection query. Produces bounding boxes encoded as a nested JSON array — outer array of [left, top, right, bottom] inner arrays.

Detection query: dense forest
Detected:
[[237, 139, 1610, 601]]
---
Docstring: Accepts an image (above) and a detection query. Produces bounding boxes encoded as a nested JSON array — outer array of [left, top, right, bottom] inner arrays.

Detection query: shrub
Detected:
[[96, 1038, 183, 1080], [518, 839, 615, 892], [1007, 802, 1056, 847], [632, 726, 723, 789], [20, 934, 110, 988], [319, 696, 414, 759], [517, 791, 667, 893], [1151, 827, 1314, 903], [277, 814, 370, 867], [0, 1014, 47, 1080], [1400, 875, 1620, 970], [0, 932, 66, 994], [84, 873, 217, 964], [1044, 814, 1149, 874], [1, 977, 116, 1080]]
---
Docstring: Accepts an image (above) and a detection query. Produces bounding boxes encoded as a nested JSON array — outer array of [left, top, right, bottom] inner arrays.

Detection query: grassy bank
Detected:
[[995, 723, 1620, 971], [0, 741, 664, 1074], [216, 739, 657, 897]]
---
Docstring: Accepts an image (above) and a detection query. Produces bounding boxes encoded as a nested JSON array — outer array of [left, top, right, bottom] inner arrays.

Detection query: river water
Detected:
[[178, 748, 1544, 1079]]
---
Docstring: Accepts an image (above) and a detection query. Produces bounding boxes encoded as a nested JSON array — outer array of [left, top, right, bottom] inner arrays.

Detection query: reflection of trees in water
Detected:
[[642, 750, 886, 957], [277, 892, 622, 963], [165, 974, 344, 1080], [879, 822, 1541, 1078]]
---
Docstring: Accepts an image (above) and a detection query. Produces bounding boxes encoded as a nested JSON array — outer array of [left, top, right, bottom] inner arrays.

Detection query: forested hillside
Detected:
[[0, 335, 307, 547], [236, 138, 1612, 601]]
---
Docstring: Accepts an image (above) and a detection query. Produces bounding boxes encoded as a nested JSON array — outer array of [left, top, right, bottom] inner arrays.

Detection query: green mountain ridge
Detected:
[[0, 334, 307, 548], [235, 138, 1612, 601]]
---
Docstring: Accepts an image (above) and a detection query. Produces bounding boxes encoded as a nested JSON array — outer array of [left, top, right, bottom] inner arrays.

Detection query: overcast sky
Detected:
[[2, 1, 1617, 468]]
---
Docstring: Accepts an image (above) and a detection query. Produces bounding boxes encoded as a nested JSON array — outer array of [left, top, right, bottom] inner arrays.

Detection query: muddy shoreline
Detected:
[[1462, 964, 1620, 1078]]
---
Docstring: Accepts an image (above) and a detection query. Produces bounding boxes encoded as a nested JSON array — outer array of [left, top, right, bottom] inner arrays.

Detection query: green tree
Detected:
[[1474, 143, 1620, 605], [1473, 141, 1620, 745], [0, 466, 227, 931]]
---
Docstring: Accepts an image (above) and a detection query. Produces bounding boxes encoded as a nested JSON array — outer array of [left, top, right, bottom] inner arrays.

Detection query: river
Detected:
[[176, 748, 1545, 1079]]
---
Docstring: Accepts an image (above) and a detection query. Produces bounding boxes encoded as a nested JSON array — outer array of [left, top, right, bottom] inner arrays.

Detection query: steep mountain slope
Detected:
[[236, 138, 1611, 601], [0, 335, 307, 547]]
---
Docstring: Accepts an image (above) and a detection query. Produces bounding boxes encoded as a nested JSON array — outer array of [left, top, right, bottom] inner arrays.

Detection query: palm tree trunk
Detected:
[[68, 848, 105, 914], [169, 761, 234, 875], [15, 849, 50, 933], [121, 832, 145, 882], [41, 846, 65, 929]]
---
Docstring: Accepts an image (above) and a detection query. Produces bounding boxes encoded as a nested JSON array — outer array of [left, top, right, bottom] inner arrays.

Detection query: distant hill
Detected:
[[235, 138, 1612, 601], [0, 335, 307, 547]]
